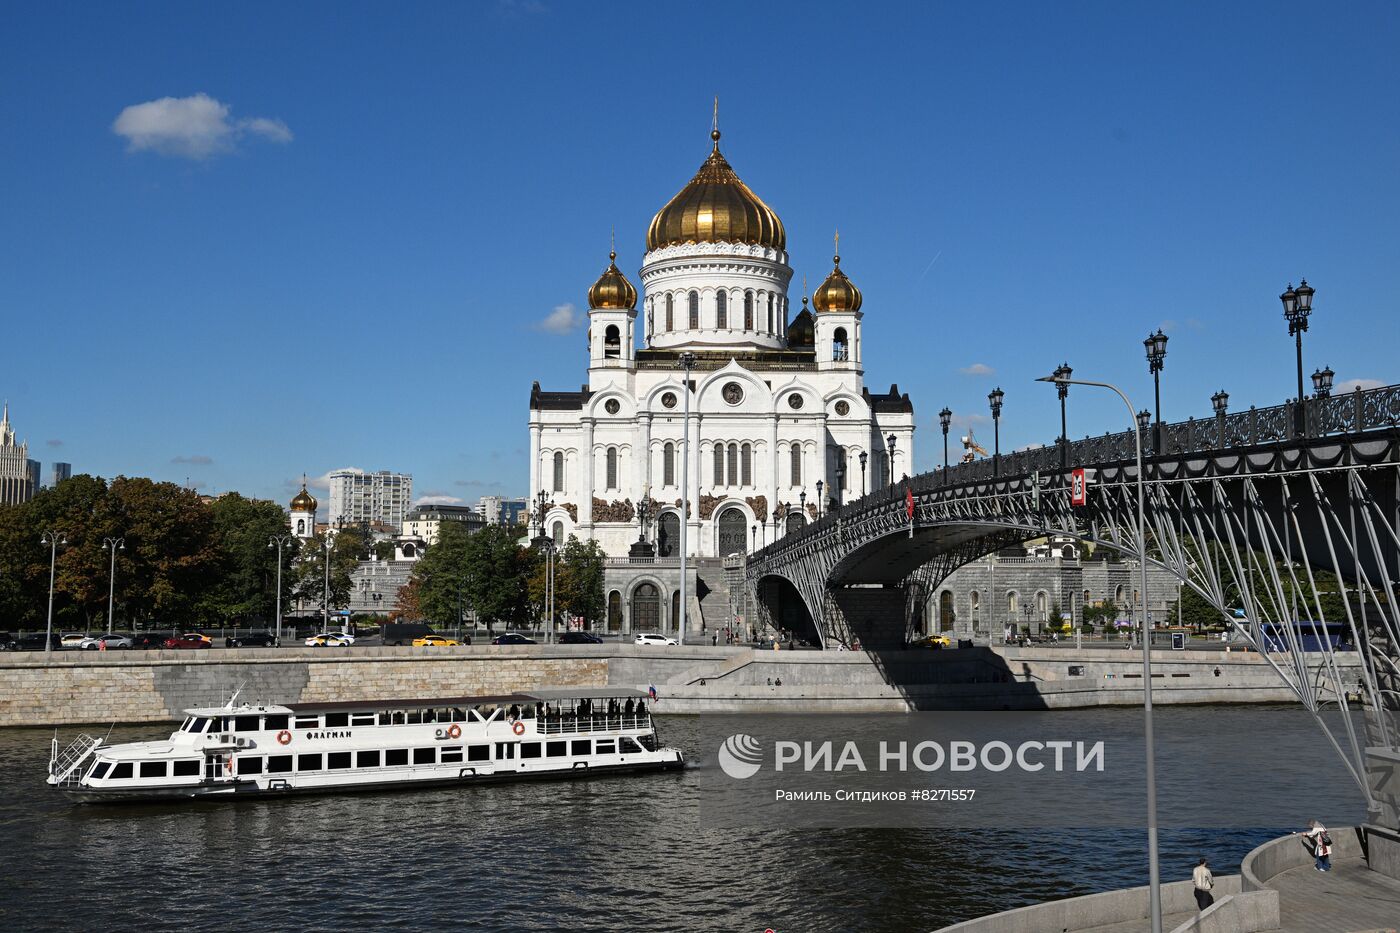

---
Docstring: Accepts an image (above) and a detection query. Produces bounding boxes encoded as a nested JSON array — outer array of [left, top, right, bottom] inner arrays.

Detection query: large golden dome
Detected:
[[587, 251, 638, 309], [290, 484, 317, 513], [646, 130, 786, 252], [813, 251, 862, 313]]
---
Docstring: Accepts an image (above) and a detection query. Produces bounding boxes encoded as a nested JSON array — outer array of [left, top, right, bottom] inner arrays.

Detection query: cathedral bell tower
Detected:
[[812, 233, 863, 373], [586, 244, 638, 378]]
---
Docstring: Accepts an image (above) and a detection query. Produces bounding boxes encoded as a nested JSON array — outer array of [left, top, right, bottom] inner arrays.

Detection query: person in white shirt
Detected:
[[1296, 820, 1332, 871], [1192, 858, 1214, 910]]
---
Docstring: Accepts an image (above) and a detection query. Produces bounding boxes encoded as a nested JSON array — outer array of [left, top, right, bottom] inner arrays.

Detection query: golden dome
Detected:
[[813, 252, 862, 313], [587, 251, 638, 309], [290, 484, 317, 513], [646, 130, 786, 252]]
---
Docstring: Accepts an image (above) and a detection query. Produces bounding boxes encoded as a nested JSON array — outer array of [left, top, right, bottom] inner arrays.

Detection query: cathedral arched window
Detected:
[[552, 521, 564, 547], [741, 443, 752, 486], [716, 291, 727, 329], [833, 327, 849, 362], [727, 443, 738, 486], [767, 294, 774, 333], [604, 325, 621, 359], [713, 445, 724, 487], [606, 447, 619, 490], [688, 291, 699, 329], [663, 442, 675, 486], [744, 291, 753, 330], [552, 452, 564, 493], [789, 445, 802, 486], [665, 294, 674, 332]]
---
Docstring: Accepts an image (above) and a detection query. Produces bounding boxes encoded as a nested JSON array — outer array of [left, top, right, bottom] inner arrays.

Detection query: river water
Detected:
[[0, 707, 1366, 932]]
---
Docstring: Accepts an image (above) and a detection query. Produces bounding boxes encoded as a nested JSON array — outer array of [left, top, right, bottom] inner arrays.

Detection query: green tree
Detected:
[[413, 521, 475, 625], [204, 493, 300, 625], [461, 524, 535, 629], [292, 529, 365, 620]]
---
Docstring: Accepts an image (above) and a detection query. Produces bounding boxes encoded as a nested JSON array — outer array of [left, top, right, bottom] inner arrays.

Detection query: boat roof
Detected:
[[183, 688, 648, 717]]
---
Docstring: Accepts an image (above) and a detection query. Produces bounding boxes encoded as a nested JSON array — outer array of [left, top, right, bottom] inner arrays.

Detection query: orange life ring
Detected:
[[511, 720, 525, 736], [447, 723, 461, 739], [276, 730, 292, 746]]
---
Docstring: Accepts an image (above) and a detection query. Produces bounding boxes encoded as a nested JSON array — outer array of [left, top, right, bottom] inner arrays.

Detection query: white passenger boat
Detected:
[[47, 688, 683, 803]]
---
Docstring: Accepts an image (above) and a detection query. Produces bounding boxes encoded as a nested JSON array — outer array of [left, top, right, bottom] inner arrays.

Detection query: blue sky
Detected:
[[2, 1, 1396, 507]]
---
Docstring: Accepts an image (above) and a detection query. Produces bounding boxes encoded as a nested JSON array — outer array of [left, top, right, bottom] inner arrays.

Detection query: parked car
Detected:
[[305, 633, 352, 647], [163, 633, 211, 649], [633, 633, 677, 646], [559, 631, 604, 644], [909, 634, 951, 649], [492, 632, 537, 645], [130, 632, 171, 649], [381, 622, 434, 646], [325, 630, 356, 645], [226, 632, 279, 648], [0, 631, 18, 651], [79, 633, 133, 650], [412, 634, 460, 647], [60, 632, 88, 649], [18, 632, 63, 651]]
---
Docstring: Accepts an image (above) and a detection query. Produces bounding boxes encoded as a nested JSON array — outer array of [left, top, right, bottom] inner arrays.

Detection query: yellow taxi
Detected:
[[910, 634, 952, 649], [412, 634, 460, 647]]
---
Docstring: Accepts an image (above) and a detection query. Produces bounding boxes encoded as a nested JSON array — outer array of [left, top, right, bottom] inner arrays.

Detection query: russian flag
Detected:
[[648, 684, 658, 702]]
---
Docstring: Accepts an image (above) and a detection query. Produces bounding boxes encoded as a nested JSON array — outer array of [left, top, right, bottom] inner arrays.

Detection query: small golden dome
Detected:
[[646, 130, 786, 252], [813, 253, 862, 313], [290, 484, 317, 513], [587, 250, 638, 309]]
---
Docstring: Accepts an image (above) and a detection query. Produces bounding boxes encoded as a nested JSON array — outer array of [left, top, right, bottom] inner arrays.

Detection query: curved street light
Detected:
[[268, 534, 295, 643], [102, 537, 125, 634], [40, 530, 66, 655]]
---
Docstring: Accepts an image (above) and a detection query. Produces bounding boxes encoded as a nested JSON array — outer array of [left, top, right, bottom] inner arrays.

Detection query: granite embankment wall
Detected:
[[0, 644, 1358, 725]]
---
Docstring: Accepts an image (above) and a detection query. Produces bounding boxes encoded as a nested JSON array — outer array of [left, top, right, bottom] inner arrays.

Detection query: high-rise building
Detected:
[[327, 469, 413, 527], [400, 503, 485, 545], [0, 405, 35, 506], [478, 495, 528, 526], [27, 460, 41, 494], [49, 462, 71, 487]]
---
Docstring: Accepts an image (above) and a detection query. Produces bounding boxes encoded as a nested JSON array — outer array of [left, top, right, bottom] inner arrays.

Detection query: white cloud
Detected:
[[46, 439, 63, 448], [415, 495, 467, 507], [959, 363, 995, 377], [950, 413, 990, 430], [171, 454, 213, 465], [112, 93, 293, 159], [1335, 377, 1383, 394], [534, 302, 582, 334]]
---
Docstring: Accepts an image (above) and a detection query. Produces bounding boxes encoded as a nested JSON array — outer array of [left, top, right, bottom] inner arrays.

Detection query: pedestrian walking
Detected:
[[1295, 820, 1333, 871], [1192, 858, 1214, 910]]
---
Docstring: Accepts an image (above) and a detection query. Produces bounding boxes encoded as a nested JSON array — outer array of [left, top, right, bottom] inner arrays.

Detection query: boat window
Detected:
[[520, 743, 541, 759], [294, 715, 320, 730], [266, 756, 292, 774], [406, 710, 424, 725], [385, 749, 409, 766], [110, 762, 133, 780], [356, 750, 381, 768], [437, 709, 456, 723], [173, 760, 199, 777], [91, 761, 113, 780], [571, 739, 590, 756], [440, 746, 463, 763], [379, 711, 406, 726], [327, 753, 352, 770], [349, 713, 376, 727], [187, 717, 209, 733], [494, 743, 514, 760], [238, 757, 263, 776], [297, 754, 323, 772], [467, 745, 489, 763], [620, 737, 644, 755], [324, 713, 350, 728], [412, 748, 435, 765], [179, 717, 193, 732], [264, 715, 289, 731], [233, 716, 260, 733], [546, 741, 567, 758], [139, 761, 168, 778], [595, 739, 616, 755]]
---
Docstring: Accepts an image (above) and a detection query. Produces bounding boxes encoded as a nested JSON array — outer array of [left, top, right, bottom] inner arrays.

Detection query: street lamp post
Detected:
[[799, 489, 807, 520], [1280, 280, 1315, 435], [859, 451, 868, 496], [1211, 390, 1230, 447], [1040, 369, 1162, 933], [531, 490, 556, 642], [321, 536, 335, 634], [835, 459, 845, 509], [885, 433, 896, 489], [1054, 363, 1072, 465], [939, 407, 953, 482], [102, 537, 125, 634], [268, 534, 294, 643], [988, 387, 1004, 477], [40, 530, 65, 656], [1311, 365, 1334, 399], [677, 351, 697, 645], [1144, 330, 1168, 450], [815, 480, 824, 518]]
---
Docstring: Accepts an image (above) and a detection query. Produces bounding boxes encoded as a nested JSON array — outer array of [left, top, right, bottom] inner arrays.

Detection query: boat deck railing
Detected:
[[536, 714, 651, 735]]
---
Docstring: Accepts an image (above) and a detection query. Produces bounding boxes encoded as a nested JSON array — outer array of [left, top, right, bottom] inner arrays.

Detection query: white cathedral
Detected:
[[528, 123, 916, 581]]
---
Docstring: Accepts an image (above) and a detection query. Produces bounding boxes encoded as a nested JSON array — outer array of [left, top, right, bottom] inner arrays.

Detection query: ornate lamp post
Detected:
[[1281, 280, 1314, 435], [988, 387, 1004, 476], [1137, 409, 1152, 444], [815, 480, 824, 518], [859, 450, 868, 496], [321, 535, 335, 634], [938, 407, 953, 482], [1054, 363, 1072, 465], [268, 534, 294, 643], [885, 433, 897, 489], [102, 536, 125, 634], [1311, 365, 1334, 398], [1211, 390, 1230, 447], [531, 489, 557, 642], [677, 350, 697, 645], [799, 489, 807, 521], [41, 530, 65, 655], [1144, 329, 1168, 449], [835, 458, 845, 509]]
